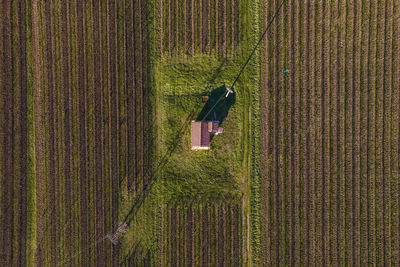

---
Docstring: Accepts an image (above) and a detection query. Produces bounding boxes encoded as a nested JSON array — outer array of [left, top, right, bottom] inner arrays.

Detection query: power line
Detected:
[[230, 0, 286, 88], [201, 0, 286, 122], [55, 2, 288, 264]]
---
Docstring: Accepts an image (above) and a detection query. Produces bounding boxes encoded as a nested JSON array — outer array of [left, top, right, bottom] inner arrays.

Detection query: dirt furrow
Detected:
[[344, 1, 354, 264], [56, 0, 68, 262], [10, 3, 19, 266], [231, 0, 235, 56], [109, 0, 120, 264], [375, 0, 385, 265], [383, 1, 394, 265], [285, 0, 293, 264], [127, 0, 137, 192], [191, 208, 195, 267], [307, 1, 316, 265], [322, 1, 331, 264], [391, 1, 400, 265], [32, 0, 46, 264], [191, 0, 195, 55], [168, 0, 172, 54], [54, 0, 64, 263], [160, 0, 164, 55], [261, 0, 271, 264], [16, 2, 28, 266], [38, 0, 50, 263], [101, 4, 110, 260], [337, 0, 347, 265], [9, 2, 27, 266], [328, 2, 339, 265], [290, 1, 300, 265], [77, 0, 90, 264], [359, 0, 370, 264], [183, 0, 187, 53], [203, 0, 208, 53], [100, 0, 107, 262], [352, 0, 362, 265], [214, 206, 220, 266], [215, 0, 219, 53], [163, 208, 170, 266], [268, 0, 278, 264], [200, 207, 206, 266], [71, 1, 83, 264], [171, 208, 177, 265], [166, 208, 171, 265], [222, 0, 227, 56], [176, 208, 180, 266], [367, 0, 378, 265], [299, 1, 309, 265], [115, 0, 123, 264], [138, 0, 145, 190], [93, 0, 105, 264], [0, 1, 14, 265], [175, 0, 179, 52], [231, 207, 238, 266], [198, 0, 202, 52], [207, 0, 211, 53], [0, 0, 3, 232], [276, 0, 285, 264], [66, 0, 75, 263], [85, 1, 96, 264], [183, 208, 189, 266], [314, 2, 324, 265]]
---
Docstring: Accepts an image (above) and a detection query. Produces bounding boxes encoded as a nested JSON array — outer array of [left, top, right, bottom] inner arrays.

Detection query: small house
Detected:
[[191, 120, 223, 150]]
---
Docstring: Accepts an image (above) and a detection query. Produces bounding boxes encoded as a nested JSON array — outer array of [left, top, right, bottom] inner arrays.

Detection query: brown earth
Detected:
[[160, 0, 238, 56], [262, 0, 400, 265]]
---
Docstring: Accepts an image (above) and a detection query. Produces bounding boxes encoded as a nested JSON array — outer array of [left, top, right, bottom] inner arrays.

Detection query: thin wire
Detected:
[[201, 0, 286, 122], [230, 0, 286, 88], [55, 2, 288, 264], [200, 91, 226, 121]]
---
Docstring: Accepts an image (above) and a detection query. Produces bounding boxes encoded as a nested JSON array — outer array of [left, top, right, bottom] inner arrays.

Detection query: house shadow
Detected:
[[196, 85, 236, 123]]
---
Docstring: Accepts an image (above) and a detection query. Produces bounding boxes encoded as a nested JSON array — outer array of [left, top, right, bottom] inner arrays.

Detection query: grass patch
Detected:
[[119, 0, 263, 263], [154, 55, 245, 205]]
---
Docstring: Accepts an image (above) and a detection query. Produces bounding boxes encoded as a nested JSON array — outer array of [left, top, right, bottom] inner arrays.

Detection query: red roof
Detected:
[[191, 121, 223, 149], [208, 121, 219, 133], [191, 121, 210, 149]]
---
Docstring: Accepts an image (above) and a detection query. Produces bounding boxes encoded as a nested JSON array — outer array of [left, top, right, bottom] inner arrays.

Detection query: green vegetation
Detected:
[[119, 0, 265, 264]]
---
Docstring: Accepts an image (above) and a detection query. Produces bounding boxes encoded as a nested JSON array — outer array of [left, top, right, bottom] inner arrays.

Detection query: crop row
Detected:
[[159, 205, 242, 266], [261, 0, 400, 266], [0, 1, 28, 266], [158, 0, 239, 56], [0, 0, 151, 266]]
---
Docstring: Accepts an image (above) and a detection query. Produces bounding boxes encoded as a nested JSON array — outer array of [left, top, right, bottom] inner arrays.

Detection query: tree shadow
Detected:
[[196, 85, 236, 123]]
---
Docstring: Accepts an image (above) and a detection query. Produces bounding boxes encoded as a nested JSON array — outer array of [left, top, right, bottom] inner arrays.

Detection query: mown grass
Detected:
[[154, 55, 244, 205]]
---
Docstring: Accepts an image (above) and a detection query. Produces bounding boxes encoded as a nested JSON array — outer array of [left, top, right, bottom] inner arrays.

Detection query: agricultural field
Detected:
[[1, 0, 399, 266], [260, 0, 400, 266], [0, 0, 150, 266], [1, 0, 261, 265], [120, 0, 261, 264]]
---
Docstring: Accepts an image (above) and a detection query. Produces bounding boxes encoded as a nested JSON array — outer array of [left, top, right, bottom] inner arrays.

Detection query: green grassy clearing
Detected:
[[119, 0, 264, 264]]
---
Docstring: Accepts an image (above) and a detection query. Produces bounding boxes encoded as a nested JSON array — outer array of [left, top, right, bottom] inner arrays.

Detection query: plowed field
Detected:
[[0, 0, 150, 266], [261, 0, 400, 265]]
